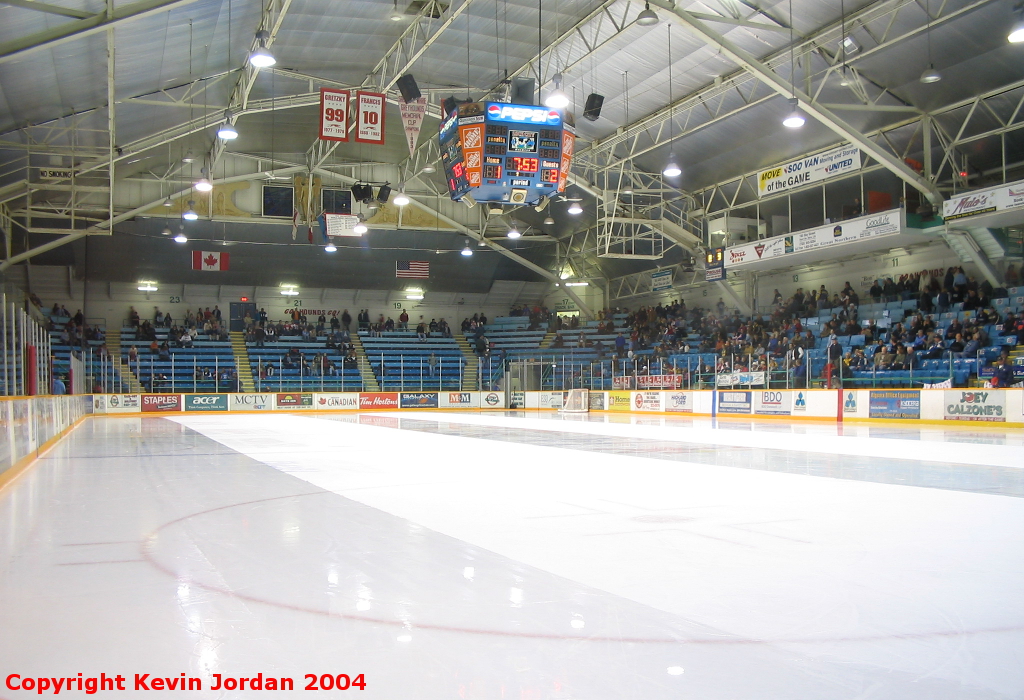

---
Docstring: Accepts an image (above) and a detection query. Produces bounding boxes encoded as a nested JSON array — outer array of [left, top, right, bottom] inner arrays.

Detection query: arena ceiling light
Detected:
[[782, 97, 806, 128], [162, 196, 172, 207], [544, 73, 570, 109], [195, 169, 213, 192], [460, 243, 473, 256], [543, 216, 555, 226], [405, 288, 424, 300], [920, 0, 941, 83], [353, 221, 368, 235], [182, 149, 194, 163], [217, 112, 238, 139], [280, 284, 300, 296], [564, 281, 589, 287], [174, 229, 188, 243], [182, 201, 198, 221], [506, 227, 521, 239], [421, 164, 436, 174], [390, 0, 403, 20], [161, 226, 172, 235], [248, 30, 276, 68], [1010, 11, 1024, 42], [324, 242, 337, 252], [662, 157, 681, 177], [567, 201, 583, 215], [137, 281, 158, 292], [636, 1, 659, 25], [393, 191, 410, 206], [919, 65, 942, 83]]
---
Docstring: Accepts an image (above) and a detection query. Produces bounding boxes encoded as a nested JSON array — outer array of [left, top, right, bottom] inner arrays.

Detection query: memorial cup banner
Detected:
[[355, 91, 386, 145], [319, 88, 350, 141], [757, 145, 861, 197], [399, 96, 428, 155]]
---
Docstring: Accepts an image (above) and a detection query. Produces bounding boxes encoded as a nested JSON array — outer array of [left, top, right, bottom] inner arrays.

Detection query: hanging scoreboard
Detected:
[[439, 101, 575, 206]]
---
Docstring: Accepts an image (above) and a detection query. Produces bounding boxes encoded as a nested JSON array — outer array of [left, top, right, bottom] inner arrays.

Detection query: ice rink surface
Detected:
[[2, 411, 1024, 699]]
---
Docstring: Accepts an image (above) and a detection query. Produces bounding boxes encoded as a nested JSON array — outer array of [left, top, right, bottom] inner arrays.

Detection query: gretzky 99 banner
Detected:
[[318, 88, 349, 141]]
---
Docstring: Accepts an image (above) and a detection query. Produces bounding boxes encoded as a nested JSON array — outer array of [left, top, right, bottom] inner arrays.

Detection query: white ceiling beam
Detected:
[[0, 0, 92, 19]]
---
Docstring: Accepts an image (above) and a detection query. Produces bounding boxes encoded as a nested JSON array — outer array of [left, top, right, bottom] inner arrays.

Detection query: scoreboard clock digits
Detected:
[[483, 164, 502, 179], [541, 169, 559, 183], [508, 157, 538, 173]]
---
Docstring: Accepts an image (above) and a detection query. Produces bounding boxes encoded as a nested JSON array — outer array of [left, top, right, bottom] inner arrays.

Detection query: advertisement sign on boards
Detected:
[[631, 391, 663, 412], [184, 394, 228, 412], [665, 391, 693, 412], [754, 390, 792, 415], [718, 391, 752, 414], [105, 394, 141, 413], [869, 390, 921, 419], [943, 390, 1005, 422], [276, 393, 314, 409], [608, 391, 631, 412], [142, 394, 181, 412], [231, 393, 272, 410], [359, 392, 399, 409], [400, 392, 439, 409], [315, 393, 359, 409]]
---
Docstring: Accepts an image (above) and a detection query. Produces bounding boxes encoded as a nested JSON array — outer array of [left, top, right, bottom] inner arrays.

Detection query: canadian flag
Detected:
[[192, 251, 230, 271]]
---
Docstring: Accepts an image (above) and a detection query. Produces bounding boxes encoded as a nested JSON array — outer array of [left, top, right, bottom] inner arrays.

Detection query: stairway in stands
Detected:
[[350, 334, 380, 390], [106, 328, 143, 393], [453, 334, 479, 390], [230, 332, 255, 392], [541, 329, 557, 348]]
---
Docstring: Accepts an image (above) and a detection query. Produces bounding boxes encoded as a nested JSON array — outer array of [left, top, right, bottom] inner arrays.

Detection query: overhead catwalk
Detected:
[[1, 412, 1022, 699]]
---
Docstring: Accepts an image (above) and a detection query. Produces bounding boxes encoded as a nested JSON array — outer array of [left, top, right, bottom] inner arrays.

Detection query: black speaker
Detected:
[[351, 184, 373, 203], [376, 183, 392, 203], [442, 96, 457, 116], [583, 93, 604, 121], [397, 74, 421, 103]]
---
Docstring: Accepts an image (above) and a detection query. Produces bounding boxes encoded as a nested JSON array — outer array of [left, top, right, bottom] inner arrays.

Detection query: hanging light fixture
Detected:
[[920, 0, 942, 83], [174, 228, 188, 243], [507, 228, 521, 239], [161, 226, 172, 235], [543, 216, 555, 226], [390, 0, 403, 20], [782, 0, 806, 127], [195, 168, 213, 192], [182, 201, 198, 221], [280, 284, 300, 296], [663, 24, 682, 177], [163, 196, 173, 207], [182, 149, 194, 163], [393, 191, 410, 206], [324, 243, 337, 252], [249, 30, 276, 67], [217, 111, 238, 139], [545, 73, 570, 109], [460, 243, 474, 256], [567, 201, 583, 215], [353, 221, 368, 235], [636, 1, 659, 26], [1009, 7, 1024, 42], [783, 97, 806, 128], [421, 164, 436, 174]]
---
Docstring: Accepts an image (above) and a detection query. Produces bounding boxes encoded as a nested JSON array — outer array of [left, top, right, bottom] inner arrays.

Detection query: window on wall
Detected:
[[322, 188, 352, 215], [262, 186, 294, 218]]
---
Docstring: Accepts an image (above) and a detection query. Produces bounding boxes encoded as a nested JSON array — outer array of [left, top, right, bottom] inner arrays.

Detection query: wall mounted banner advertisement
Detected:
[[718, 391, 752, 414], [725, 210, 901, 269], [631, 391, 663, 412], [359, 392, 398, 409], [754, 390, 792, 415], [665, 391, 693, 412], [589, 392, 606, 411], [651, 268, 673, 292], [231, 393, 272, 410], [484, 391, 504, 408], [942, 179, 1024, 220], [142, 394, 181, 412], [105, 394, 140, 413], [869, 390, 921, 419], [443, 392, 480, 408], [400, 392, 439, 409], [276, 393, 314, 408], [757, 145, 861, 197], [315, 393, 359, 409], [538, 392, 564, 409], [608, 391, 632, 411], [943, 390, 1005, 422], [184, 394, 228, 411]]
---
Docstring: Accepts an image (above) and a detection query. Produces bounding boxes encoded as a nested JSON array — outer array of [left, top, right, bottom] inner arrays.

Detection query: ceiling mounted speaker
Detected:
[[351, 184, 373, 203], [511, 77, 536, 105], [397, 74, 421, 103], [583, 93, 604, 122], [376, 183, 392, 203], [442, 96, 458, 116]]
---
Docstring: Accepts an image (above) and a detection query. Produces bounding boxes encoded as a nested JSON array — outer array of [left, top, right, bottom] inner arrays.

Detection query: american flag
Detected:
[[396, 260, 430, 279]]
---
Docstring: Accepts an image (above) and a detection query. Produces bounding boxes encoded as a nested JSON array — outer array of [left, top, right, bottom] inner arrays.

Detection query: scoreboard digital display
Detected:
[[438, 101, 576, 206]]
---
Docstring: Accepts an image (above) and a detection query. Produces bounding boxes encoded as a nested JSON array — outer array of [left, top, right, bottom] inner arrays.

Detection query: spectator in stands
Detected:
[[416, 321, 427, 342], [129, 306, 140, 327], [154, 308, 164, 325], [991, 356, 1014, 387], [890, 345, 911, 370], [869, 280, 883, 303], [344, 349, 358, 369], [341, 309, 352, 331], [213, 305, 222, 320], [920, 335, 946, 360], [52, 375, 66, 395], [428, 352, 438, 377], [398, 309, 409, 329], [960, 332, 981, 359]]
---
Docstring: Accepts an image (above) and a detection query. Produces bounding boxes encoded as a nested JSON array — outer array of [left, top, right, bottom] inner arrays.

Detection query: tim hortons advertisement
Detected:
[[943, 390, 1005, 422], [631, 392, 663, 412], [104, 394, 141, 414], [665, 391, 694, 412], [359, 392, 399, 409], [231, 393, 272, 410], [184, 394, 228, 412], [142, 394, 181, 412], [443, 392, 480, 408], [754, 390, 792, 416], [276, 393, 314, 409], [400, 392, 439, 409], [315, 393, 359, 410]]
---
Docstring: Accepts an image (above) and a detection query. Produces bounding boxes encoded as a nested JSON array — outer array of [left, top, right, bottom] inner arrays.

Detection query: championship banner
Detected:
[[324, 213, 362, 237], [319, 88, 350, 141], [399, 96, 428, 155], [355, 91, 386, 145], [757, 145, 861, 197]]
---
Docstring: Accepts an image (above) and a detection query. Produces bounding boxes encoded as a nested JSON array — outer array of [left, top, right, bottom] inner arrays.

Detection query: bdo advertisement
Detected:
[[754, 390, 792, 415]]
